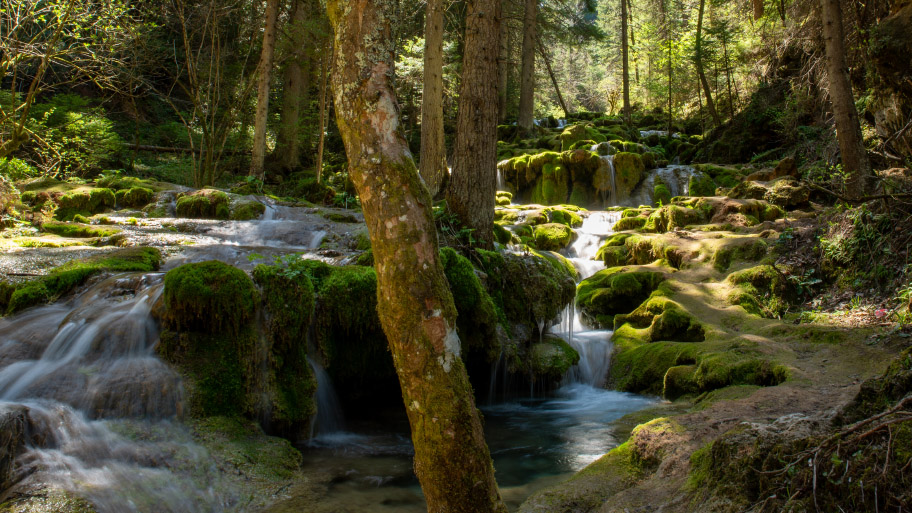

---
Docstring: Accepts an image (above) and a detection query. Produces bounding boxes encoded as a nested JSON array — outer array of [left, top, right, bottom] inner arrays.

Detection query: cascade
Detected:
[[623, 165, 699, 208], [307, 357, 345, 438], [593, 155, 619, 207]]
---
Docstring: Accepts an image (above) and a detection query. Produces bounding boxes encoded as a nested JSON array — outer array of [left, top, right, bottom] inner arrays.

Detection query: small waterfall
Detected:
[[307, 357, 345, 438], [623, 165, 698, 207], [594, 155, 618, 207]]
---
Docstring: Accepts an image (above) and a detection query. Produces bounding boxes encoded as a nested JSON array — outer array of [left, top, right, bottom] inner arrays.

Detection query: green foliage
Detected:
[[0, 157, 40, 180]]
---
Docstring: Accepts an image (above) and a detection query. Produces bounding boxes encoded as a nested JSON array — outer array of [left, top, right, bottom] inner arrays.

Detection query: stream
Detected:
[[0, 202, 657, 512]]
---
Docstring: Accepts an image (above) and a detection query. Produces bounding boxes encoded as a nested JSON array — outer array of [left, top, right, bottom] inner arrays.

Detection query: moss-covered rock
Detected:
[[531, 222, 575, 251], [440, 247, 501, 360], [613, 152, 646, 199], [480, 250, 577, 327], [55, 188, 115, 220], [576, 269, 666, 328], [688, 173, 717, 197], [1, 248, 161, 315], [175, 189, 230, 220], [642, 205, 706, 233], [613, 296, 705, 342], [560, 123, 606, 151], [230, 200, 266, 220], [163, 261, 258, 336], [119, 187, 154, 208], [41, 221, 120, 238], [727, 265, 793, 317], [531, 335, 581, 382]]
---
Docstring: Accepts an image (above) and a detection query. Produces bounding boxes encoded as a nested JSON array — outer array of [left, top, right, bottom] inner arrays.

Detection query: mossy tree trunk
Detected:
[[419, 0, 448, 199], [517, 0, 537, 134], [250, 0, 281, 180], [448, 0, 501, 250], [820, 0, 872, 197], [325, 1, 507, 511]]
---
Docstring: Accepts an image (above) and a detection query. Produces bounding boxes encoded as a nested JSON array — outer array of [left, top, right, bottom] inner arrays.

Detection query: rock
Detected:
[[611, 152, 646, 199], [614, 296, 705, 342], [772, 157, 798, 178], [531, 335, 580, 382], [560, 123, 605, 151], [175, 189, 231, 219], [0, 404, 28, 491], [576, 269, 666, 328], [763, 179, 809, 208], [532, 223, 575, 251]]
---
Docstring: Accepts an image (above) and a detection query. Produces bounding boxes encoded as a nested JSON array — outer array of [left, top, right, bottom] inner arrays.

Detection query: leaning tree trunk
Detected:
[[696, 0, 721, 127], [820, 0, 872, 197], [325, 1, 507, 511], [621, 0, 631, 124], [250, 0, 280, 179], [419, 0, 448, 198], [448, 0, 502, 250], [517, 0, 537, 134]]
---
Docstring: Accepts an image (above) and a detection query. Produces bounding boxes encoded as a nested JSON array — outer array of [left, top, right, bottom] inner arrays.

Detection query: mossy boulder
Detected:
[[764, 179, 809, 209], [576, 269, 666, 328], [561, 123, 606, 151], [613, 152, 646, 199], [613, 296, 705, 343], [0, 248, 161, 315], [162, 261, 258, 337], [613, 216, 647, 231], [532, 223, 575, 251], [531, 335, 581, 382], [643, 205, 706, 233], [230, 200, 266, 220], [119, 187, 154, 208], [653, 180, 672, 206], [55, 188, 115, 220], [440, 247, 501, 360], [727, 265, 793, 317], [175, 189, 231, 219], [688, 173, 717, 197], [480, 250, 577, 327]]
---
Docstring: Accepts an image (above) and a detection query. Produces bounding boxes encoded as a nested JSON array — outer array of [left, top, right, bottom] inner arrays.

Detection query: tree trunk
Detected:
[[250, 0, 280, 179], [275, 0, 313, 172], [325, 2, 507, 511], [449, 0, 502, 250], [621, 0, 631, 124], [723, 37, 734, 120], [517, 0, 537, 134], [820, 0, 872, 196], [498, 0, 511, 121], [316, 42, 332, 183], [419, 0, 448, 198], [696, 0, 721, 127], [538, 38, 569, 118]]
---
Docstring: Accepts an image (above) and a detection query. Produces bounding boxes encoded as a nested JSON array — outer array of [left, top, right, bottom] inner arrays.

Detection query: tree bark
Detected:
[[449, 0, 502, 250], [419, 0, 448, 198], [517, 0, 537, 134], [325, 1, 507, 511], [696, 0, 721, 127], [250, 0, 281, 179], [498, 0, 511, 122], [316, 41, 332, 183], [538, 38, 569, 118], [275, 0, 313, 172], [820, 0, 872, 197], [621, 0, 631, 124]]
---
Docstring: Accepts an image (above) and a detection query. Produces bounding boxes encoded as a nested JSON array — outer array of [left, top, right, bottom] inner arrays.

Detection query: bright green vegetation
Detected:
[[55, 188, 116, 220], [175, 189, 231, 219], [576, 268, 666, 328], [41, 221, 119, 238], [0, 248, 161, 315]]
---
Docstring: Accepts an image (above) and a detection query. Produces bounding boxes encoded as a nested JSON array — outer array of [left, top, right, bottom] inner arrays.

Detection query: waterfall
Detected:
[[594, 155, 618, 207], [554, 211, 622, 387], [307, 357, 345, 438], [623, 165, 699, 208]]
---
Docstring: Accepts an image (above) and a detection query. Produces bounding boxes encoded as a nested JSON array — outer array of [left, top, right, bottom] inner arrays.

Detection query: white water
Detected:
[[307, 357, 345, 438], [623, 165, 699, 207]]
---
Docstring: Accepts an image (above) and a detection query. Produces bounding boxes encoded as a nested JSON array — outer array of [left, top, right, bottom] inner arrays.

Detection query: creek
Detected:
[[0, 201, 656, 512]]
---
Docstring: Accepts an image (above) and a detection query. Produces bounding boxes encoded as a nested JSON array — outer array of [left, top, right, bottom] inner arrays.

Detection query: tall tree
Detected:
[[250, 0, 281, 179], [820, 0, 871, 196], [498, 0, 511, 122], [274, 0, 314, 173], [448, 0, 502, 249], [419, 0, 448, 198], [517, 0, 538, 134], [695, 0, 721, 127], [621, 0, 631, 124], [325, 0, 507, 511]]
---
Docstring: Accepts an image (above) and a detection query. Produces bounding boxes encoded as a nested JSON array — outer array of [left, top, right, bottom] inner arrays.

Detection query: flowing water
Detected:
[[1, 198, 655, 511]]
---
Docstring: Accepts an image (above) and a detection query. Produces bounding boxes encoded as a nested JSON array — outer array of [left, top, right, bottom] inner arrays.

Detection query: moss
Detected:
[[613, 152, 646, 197], [531, 335, 581, 381], [688, 174, 717, 197], [355, 248, 374, 266], [576, 269, 666, 329], [613, 216, 646, 231], [643, 205, 706, 233], [727, 264, 792, 317], [439, 247, 501, 359], [55, 188, 115, 220], [252, 264, 317, 426], [41, 221, 119, 238], [120, 187, 154, 208], [96, 175, 155, 191], [175, 189, 231, 219], [614, 296, 705, 343], [492, 223, 512, 245], [840, 348, 912, 423], [546, 207, 583, 227], [489, 251, 577, 326], [163, 261, 258, 336], [321, 211, 359, 223], [711, 239, 769, 272], [610, 340, 700, 394], [2, 248, 162, 315], [531, 222, 575, 251], [230, 200, 266, 220], [653, 180, 672, 206]]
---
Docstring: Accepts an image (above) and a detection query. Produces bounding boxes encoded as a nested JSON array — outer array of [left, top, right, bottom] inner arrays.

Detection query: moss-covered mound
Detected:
[[439, 247, 501, 361], [478, 250, 577, 327], [614, 296, 705, 342], [117, 187, 154, 208], [497, 149, 604, 208], [613, 152, 646, 200], [531, 335, 581, 382], [0, 248, 161, 315], [55, 188, 116, 220], [576, 269, 666, 328], [727, 265, 793, 317], [41, 221, 120, 239], [230, 200, 266, 220], [532, 223, 575, 251], [642, 204, 707, 233], [159, 261, 317, 436], [175, 189, 231, 219]]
